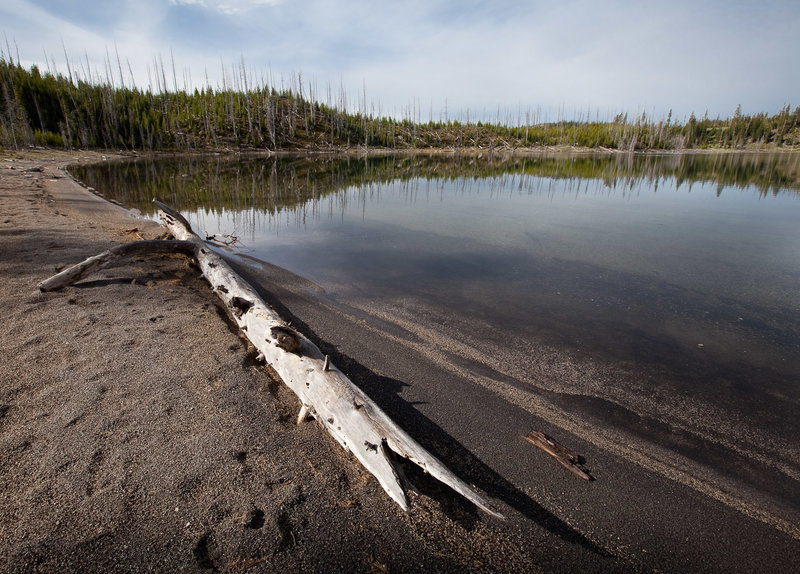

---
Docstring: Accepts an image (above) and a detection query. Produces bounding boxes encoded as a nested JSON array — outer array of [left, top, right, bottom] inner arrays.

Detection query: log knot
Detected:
[[230, 296, 254, 318], [270, 325, 301, 353]]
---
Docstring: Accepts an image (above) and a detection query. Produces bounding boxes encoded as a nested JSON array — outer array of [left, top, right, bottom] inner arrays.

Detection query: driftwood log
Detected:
[[39, 200, 503, 519], [38, 240, 196, 291]]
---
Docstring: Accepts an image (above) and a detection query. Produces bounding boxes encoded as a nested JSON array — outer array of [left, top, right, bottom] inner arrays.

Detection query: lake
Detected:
[[71, 151, 800, 530]]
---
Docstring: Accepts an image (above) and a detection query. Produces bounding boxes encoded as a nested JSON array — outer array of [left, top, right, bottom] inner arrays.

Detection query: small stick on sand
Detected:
[[523, 431, 593, 481]]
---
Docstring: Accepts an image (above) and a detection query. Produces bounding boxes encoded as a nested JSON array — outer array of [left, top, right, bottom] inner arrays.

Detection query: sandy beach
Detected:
[[1, 149, 798, 573]]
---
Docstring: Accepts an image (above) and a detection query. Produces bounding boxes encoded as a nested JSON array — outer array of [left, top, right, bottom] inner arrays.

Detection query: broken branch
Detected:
[[38, 240, 197, 292], [523, 431, 593, 481]]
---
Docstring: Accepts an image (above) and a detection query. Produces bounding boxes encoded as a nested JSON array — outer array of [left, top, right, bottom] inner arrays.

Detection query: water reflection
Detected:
[[70, 151, 800, 399], [70, 152, 800, 228]]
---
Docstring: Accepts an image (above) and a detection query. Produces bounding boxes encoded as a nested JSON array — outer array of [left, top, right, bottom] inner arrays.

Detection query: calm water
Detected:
[[71, 152, 800, 435]]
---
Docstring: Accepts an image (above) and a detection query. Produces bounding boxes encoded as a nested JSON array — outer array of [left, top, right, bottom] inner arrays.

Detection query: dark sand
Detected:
[[1, 150, 798, 573]]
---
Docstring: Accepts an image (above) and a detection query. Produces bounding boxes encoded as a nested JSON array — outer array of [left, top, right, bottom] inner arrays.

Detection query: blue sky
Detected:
[[1, 0, 798, 123]]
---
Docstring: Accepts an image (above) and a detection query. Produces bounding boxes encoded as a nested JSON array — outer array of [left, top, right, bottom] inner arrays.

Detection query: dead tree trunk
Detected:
[[40, 201, 503, 519]]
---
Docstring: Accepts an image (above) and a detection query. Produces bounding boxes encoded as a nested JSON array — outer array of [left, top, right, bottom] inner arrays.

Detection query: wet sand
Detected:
[[1, 149, 797, 572]]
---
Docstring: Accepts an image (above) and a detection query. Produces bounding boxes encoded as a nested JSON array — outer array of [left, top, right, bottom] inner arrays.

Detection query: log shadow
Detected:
[[235, 266, 609, 556], [72, 278, 142, 289], [348, 370, 608, 557]]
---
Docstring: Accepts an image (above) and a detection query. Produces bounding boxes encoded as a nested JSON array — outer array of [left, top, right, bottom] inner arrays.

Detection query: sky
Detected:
[[1, 0, 798, 123]]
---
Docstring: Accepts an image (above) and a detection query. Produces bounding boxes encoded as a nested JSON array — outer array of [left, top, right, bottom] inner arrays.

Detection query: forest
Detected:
[[2, 56, 799, 153]]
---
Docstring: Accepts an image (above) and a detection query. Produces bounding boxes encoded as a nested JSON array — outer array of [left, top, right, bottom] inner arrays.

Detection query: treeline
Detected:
[[2, 56, 799, 152]]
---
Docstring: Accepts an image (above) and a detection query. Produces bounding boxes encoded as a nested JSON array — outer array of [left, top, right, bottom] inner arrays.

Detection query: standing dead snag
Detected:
[[40, 199, 503, 519]]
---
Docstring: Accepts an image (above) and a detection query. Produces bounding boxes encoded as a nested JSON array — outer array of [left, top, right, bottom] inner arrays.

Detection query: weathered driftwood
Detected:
[[523, 431, 593, 481], [38, 240, 196, 292], [155, 200, 503, 518], [40, 200, 503, 519]]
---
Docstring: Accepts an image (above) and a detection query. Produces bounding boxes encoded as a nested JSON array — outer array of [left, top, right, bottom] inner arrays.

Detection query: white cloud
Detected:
[[169, 0, 284, 14], [2, 0, 798, 120], [1, 0, 109, 67]]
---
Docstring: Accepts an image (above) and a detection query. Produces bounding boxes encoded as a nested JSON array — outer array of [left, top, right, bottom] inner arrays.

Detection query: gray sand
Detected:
[[1, 150, 797, 573]]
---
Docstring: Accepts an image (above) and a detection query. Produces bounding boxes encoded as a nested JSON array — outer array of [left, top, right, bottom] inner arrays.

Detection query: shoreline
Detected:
[[1, 149, 798, 572], [0, 149, 556, 572], [15, 143, 800, 165]]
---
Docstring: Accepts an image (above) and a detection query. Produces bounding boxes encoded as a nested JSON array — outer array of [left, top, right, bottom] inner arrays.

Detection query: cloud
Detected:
[[169, 0, 284, 14], [2, 0, 798, 120], [1, 0, 109, 64]]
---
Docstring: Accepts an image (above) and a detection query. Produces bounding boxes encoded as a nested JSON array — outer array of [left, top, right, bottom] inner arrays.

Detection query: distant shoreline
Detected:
[[7, 144, 799, 174]]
